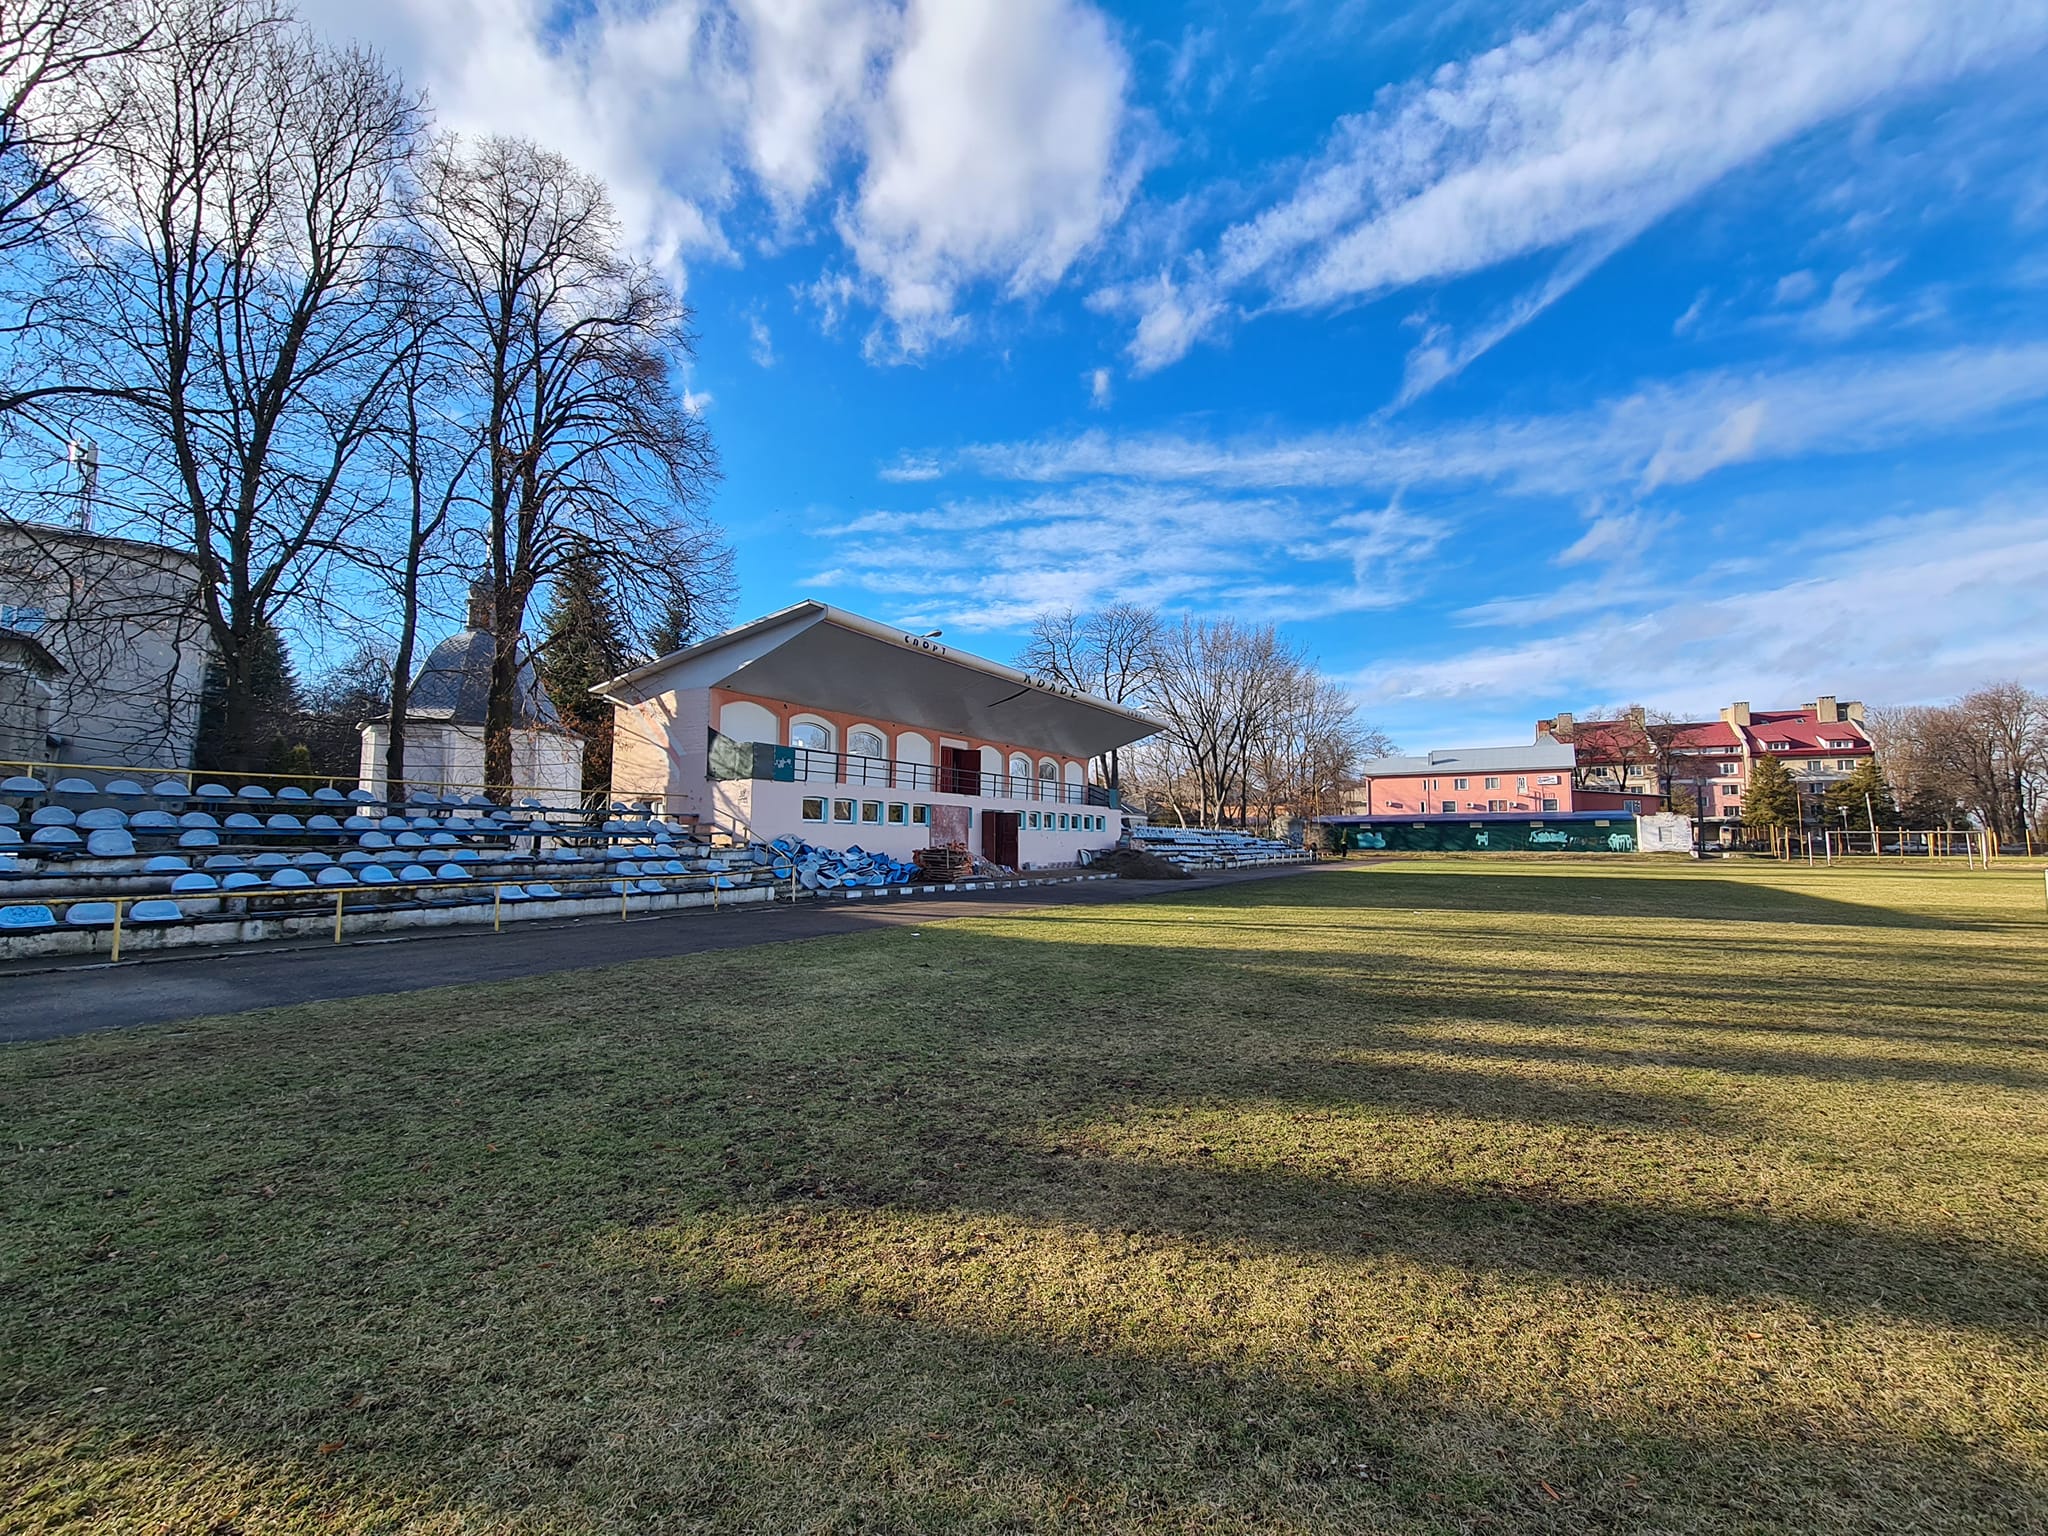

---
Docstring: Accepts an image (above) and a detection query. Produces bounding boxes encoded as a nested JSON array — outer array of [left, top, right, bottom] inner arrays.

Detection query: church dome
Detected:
[[402, 626, 565, 730]]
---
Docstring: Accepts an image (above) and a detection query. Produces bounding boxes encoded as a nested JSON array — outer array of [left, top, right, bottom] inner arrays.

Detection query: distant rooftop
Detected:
[[1360, 738, 1576, 777]]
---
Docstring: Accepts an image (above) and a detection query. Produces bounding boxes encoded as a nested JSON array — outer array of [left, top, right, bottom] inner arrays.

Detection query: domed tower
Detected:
[[357, 584, 584, 806]]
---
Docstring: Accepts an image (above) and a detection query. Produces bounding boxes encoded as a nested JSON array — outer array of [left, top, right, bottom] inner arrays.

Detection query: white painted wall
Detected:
[[717, 777, 1118, 868]]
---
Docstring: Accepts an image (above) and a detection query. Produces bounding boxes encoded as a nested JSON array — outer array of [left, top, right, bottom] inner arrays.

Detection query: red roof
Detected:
[[1744, 709, 1870, 753], [1561, 716, 1737, 762]]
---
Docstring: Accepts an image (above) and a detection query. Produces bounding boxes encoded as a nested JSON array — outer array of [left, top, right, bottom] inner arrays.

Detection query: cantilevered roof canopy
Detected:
[[593, 602, 1160, 759]]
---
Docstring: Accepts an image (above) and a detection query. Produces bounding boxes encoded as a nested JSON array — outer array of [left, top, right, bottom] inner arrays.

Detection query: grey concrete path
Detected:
[[0, 861, 1358, 1042]]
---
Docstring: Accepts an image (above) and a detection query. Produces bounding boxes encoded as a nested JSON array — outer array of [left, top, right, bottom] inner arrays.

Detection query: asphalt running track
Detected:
[[0, 861, 1360, 1041]]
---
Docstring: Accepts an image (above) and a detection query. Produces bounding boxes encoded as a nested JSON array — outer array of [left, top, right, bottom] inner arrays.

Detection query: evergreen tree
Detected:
[[196, 619, 300, 775], [1822, 757, 1896, 826], [1742, 752, 1799, 830], [537, 555, 631, 795], [646, 585, 709, 659]]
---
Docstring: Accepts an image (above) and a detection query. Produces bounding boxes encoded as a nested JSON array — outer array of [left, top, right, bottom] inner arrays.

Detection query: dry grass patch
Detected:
[[3, 860, 2045, 1533]]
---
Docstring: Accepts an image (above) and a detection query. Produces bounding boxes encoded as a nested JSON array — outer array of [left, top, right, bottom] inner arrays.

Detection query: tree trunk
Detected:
[[484, 625, 518, 802]]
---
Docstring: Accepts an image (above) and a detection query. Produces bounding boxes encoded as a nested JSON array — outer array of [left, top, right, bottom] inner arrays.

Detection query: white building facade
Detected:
[[596, 603, 1158, 868]]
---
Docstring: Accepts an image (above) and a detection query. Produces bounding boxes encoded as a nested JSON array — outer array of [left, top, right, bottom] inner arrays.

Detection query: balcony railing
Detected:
[[707, 734, 1112, 806]]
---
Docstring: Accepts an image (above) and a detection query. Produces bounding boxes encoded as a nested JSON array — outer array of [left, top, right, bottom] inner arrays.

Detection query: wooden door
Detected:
[[980, 810, 1019, 868], [941, 746, 981, 796]]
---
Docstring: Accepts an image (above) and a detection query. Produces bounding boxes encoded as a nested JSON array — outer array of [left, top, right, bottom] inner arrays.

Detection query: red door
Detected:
[[941, 746, 981, 796], [980, 810, 1019, 868]]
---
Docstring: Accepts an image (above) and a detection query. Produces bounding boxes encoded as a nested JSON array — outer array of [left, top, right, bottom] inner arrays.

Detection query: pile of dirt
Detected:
[[1086, 847, 1194, 880]]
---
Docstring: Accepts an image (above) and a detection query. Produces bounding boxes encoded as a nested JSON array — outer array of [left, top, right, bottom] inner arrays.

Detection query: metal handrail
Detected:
[[783, 747, 1094, 805], [0, 755, 600, 807], [2, 864, 793, 960]]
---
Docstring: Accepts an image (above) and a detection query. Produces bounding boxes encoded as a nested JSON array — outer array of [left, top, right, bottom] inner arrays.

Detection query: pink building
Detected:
[[1349, 738, 1591, 817]]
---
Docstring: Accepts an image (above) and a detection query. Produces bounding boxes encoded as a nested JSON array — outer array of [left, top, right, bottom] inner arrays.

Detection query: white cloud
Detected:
[[683, 387, 715, 415], [839, 0, 1140, 355], [933, 343, 2048, 499], [1087, 367, 1112, 408], [812, 485, 1446, 630], [1127, 0, 2048, 370], [1360, 501, 2048, 714], [1556, 505, 1674, 567], [299, 0, 1138, 346], [746, 311, 776, 368]]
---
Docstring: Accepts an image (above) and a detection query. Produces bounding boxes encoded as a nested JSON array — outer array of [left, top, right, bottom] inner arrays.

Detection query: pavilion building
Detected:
[[594, 602, 1159, 868]]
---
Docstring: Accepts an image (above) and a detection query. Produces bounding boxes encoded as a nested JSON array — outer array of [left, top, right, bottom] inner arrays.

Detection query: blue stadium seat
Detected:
[[77, 807, 128, 829], [171, 872, 220, 893], [223, 813, 263, 831], [195, 783, 231, 798], [434, 863, 470, 880], [30, 805, 75, 826], [265, 813, 304, 831], [1, 775, 46, 794], [268, 868, 313, 889], [129, 900, 183, 923], [294, 850, 333, 867], [131, 810, 177, 831], [178, 811, 219, 829], [105, 779, 146, 798], [221, 872, 263, 891], [203, 853, 247, 870], [346, 788, 378, 803], [177, 829, 220, 848], [0, 904, 55, 929], [237, 784, 273, 801], [398, 863, 434, 882], [343, 814, 378, 829], [277, 785, 311, 802], [338, 850, 372, 865], [428, 831, 457, 847], [525, 882, 560, 898], [358, 831, 393, 849], [313, 786, 347, 803], [0, 805, 14, 824], [315, 867, 355, 886], [307, 814, 342, 831], [394, 831, 427, 848], [0, 828, 20, 849], [247, 852, 288, 869], [30, 826, 80, 847], [151, 779, 189, 799], [497, 883, 531, 901], [143, 855, 189, 873], [52, 777, 99, 796], [360, 866, 397, 885], [64, 901, 118, 926], [86, 829, 137, 858]]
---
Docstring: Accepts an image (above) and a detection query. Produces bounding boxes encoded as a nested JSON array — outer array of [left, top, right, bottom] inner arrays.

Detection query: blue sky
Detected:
[[302, 0, 2048, 750]]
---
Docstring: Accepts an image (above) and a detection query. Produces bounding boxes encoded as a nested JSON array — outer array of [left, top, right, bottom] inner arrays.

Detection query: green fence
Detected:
[[1323, 817, 1640, 854]]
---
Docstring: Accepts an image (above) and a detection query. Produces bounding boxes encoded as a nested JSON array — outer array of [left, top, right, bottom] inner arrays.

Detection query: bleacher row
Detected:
[[1124, 823, 1313, 872], [0, 771, 790, 957]]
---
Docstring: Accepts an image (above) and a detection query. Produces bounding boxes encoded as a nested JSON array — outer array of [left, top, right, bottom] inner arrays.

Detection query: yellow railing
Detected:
[[0, 756, 611, 808], [3, 866, 791, 960]]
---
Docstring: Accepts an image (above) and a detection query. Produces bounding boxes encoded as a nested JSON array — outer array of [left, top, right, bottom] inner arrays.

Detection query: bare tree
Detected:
[[417, 134, 719, 796], [42, 1, 422, 770], [1019, 601, 1158, 795]]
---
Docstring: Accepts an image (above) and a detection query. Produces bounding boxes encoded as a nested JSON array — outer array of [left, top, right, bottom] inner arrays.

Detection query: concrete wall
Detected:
[[358, 722, 583, 808], [715, 777, 1120, 868], [0, 524, 210, 770]]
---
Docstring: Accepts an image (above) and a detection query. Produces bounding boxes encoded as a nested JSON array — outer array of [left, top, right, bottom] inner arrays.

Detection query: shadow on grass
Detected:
[[6, 887, 2046, 1534], [1199, 866, 1998, 931]]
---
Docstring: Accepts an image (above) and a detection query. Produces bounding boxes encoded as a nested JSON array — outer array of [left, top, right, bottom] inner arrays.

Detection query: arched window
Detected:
[[789, 718, 834, 782], [848, 726, 887, 786], [1008, 752, 1031, 797], [849, 727, 885, 759], [1038, 759, 1059, 802]]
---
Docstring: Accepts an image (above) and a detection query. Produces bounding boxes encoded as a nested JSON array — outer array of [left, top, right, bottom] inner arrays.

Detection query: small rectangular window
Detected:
[[860, 800, 881, 823], [1542, 798, 1558, 812], [1625, 799, 1640, 813], [886, 802, 906, 824], [801, 796, 826, 822], [1439, 800, 1454, 814], [912, 804, 931, 824], [832, 798, 854, 822], [1485, 776, 1500, 790], [1453, 777, 1468, 790]]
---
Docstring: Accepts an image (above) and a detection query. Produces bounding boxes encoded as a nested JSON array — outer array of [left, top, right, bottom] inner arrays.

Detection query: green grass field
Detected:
[[4, 860, 2045, 1534]]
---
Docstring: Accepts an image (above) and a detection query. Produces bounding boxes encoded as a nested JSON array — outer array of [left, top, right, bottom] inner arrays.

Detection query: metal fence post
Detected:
[[110, 898, 124, 963], [333, 890, 345, 943]]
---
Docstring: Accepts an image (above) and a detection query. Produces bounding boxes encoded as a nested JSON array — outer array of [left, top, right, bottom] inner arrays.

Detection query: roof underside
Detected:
[[600, 605, 1159, 759]]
